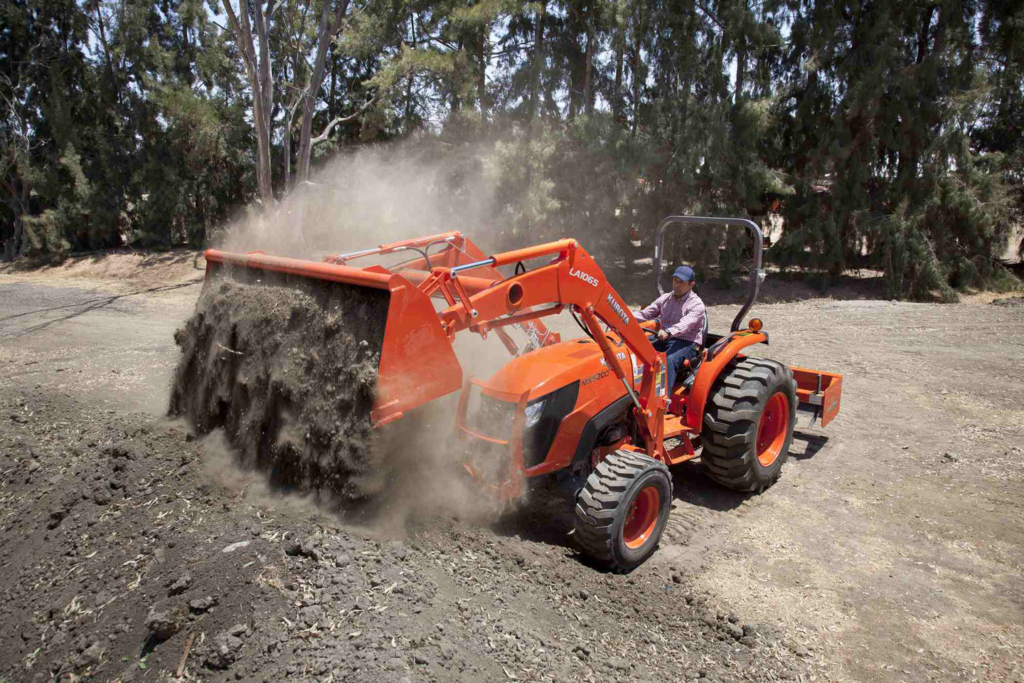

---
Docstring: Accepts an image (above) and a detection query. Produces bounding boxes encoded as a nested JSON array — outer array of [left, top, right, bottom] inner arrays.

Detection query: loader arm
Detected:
[[437, 239, 671, 461], [323, 231, 558, 352]]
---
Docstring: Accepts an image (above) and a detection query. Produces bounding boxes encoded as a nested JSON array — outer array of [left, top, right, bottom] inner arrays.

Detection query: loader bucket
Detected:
[[196, 249, 463, 427]]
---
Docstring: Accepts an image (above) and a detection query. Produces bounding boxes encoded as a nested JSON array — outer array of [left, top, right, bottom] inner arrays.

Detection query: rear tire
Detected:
[[573, 450, 672, 572], [701, 358, 797, 492]]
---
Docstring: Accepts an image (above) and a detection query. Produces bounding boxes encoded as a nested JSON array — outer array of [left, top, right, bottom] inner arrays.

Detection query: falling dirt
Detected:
[[168, 265, 390, 504]]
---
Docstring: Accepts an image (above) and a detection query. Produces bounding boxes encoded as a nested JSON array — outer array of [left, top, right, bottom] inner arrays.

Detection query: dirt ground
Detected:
[[1, 251, 1023, 682]]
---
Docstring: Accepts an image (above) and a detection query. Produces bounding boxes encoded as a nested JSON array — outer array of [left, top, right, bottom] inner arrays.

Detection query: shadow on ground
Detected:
[[0, 247, 205, 276], [669, 461, 749, 513], [791, 431, 830, 460], [0, 282, 200, 339], [488, 454, 761, 571]]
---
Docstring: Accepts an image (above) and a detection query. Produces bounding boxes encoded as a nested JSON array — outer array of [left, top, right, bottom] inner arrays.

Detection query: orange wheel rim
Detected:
[[623, 486, 661, 549], [756, 392, 790, 467]]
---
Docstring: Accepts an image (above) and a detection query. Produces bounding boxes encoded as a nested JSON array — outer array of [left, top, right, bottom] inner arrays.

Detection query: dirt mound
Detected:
[[169, 266, 391, 503]]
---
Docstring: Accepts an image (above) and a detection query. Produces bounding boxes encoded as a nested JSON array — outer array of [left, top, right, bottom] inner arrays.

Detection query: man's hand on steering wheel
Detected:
[[657, 329, 669, 341]]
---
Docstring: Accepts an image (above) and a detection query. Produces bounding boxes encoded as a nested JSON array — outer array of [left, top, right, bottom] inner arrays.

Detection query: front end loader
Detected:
[[178, 217, 841, 572]]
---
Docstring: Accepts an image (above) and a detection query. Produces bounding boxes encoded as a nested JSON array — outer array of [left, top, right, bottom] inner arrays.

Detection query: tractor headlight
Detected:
[[520, 381, 580, 469], [524, 400, 546, 428]]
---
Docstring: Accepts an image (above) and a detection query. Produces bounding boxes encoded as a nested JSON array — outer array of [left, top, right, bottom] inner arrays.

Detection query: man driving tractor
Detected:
[[634, 265, 706, 389]]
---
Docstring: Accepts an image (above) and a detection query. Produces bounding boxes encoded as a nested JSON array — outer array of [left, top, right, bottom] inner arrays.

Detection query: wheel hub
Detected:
[[623, 486, 661, 549], [756, 392, 790, 467]]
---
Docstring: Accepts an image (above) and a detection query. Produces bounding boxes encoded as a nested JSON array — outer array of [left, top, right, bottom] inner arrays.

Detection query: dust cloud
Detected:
[[195, 402, 510, 538], [218, 139, 505, 262], [178, 137, 559, 537]]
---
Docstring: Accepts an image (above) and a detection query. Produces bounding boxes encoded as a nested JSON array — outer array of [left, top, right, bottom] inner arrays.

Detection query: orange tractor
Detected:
[[202, 216, 842, 571]]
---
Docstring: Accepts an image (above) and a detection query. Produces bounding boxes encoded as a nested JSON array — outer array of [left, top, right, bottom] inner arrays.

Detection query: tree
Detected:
[[0, 0, 1018, 295], [0, 71, 36, 260], [770, 0, 1014, 297], [219, 0, 276, 207], [294, 0, 381, 185]]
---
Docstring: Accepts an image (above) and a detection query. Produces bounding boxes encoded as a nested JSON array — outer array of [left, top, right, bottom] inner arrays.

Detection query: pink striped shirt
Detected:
[[635, 291, 706, 345]]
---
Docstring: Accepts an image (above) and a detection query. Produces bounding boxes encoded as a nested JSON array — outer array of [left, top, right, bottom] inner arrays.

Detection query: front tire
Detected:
[[701, 358, 797, 492], [573, 450, 673, 572]]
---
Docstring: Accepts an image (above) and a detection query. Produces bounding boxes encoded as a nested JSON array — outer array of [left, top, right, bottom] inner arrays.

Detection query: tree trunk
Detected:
[[631, 11, 643, 135], [916, 6, 937, 64], [221, 0, 274, 207], [613, 17, 624, 121], [253, 1, 273, 139], [296, 0, 352, 185], [7, 176, 30, 260], [284, 100, 298, 192], [405, 14, 416, 130], [529, 0, 546, 122], [676, 0, 696, 134], [583, 13, 595, 115], [478, 26, 488, 118], [451, 39, 464, 112], [9, 214, 24, 260], [91, 0, 119, 100], [735, 38, 746, 102]]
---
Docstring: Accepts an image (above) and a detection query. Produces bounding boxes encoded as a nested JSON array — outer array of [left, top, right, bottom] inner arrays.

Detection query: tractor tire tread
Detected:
[[573, 450, 671, 572], [699, 358, 797, 493]]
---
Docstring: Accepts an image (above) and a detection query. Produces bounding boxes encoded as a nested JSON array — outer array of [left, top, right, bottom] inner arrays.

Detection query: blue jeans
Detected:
[[652, 338, 700, 390]]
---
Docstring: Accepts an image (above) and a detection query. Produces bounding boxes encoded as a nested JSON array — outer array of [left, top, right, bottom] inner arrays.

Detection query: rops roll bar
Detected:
[[653, 216, 766, 333]]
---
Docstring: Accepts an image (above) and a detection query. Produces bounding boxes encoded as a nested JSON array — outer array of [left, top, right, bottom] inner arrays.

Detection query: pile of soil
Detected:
[[169, 265, 391, 502]]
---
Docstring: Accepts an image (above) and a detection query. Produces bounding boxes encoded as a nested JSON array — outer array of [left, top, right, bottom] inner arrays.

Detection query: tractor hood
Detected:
[[480, 338, 632, 402]]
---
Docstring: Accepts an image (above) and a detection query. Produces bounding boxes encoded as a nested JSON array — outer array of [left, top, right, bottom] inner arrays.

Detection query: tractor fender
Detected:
[[568, 394, 633, 468], [685, 331, 769, 430]]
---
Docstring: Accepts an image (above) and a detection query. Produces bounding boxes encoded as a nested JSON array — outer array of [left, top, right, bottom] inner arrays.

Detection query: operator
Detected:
[[634, 265, 706, 390]]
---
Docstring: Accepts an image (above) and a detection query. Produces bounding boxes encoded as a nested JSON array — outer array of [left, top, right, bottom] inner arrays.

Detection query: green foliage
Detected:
[[23, 145, 93, 256], [492, 120, 561, 246], [768, 0, 1020, 297], [879, 201, 956, 302], [1, 0, 1019, 303]]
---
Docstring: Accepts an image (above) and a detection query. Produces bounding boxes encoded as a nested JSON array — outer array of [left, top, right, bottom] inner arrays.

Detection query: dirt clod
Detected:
[[167, 573, 192, 596], [74, 641, 104, 670], [189, 596, 218, 613], [207, 633, 243, 669], [724, 622, 744, 639], [146, 608, 181, 641]]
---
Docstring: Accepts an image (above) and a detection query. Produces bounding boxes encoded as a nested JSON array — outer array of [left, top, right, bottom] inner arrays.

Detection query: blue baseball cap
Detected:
[[672, 265, 696, 282]]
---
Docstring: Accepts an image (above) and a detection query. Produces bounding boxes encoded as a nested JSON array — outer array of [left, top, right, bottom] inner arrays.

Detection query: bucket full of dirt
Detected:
[[168, 250, 463, 502]]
